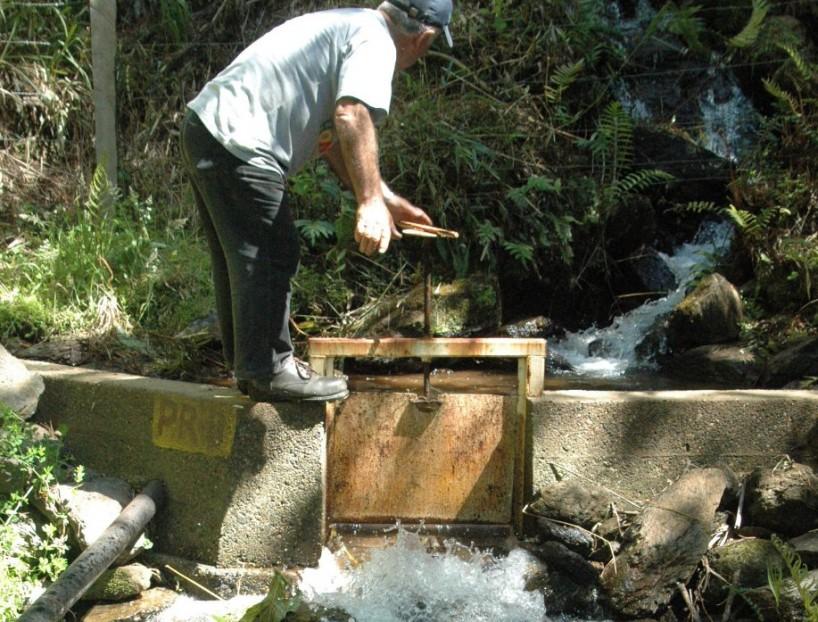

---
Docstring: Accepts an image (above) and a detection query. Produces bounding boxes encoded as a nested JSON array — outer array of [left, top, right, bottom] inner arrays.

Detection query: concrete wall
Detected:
[[27, 362, 818, 567], [28, 362, 324, 568], [528, 390, 818, 502]]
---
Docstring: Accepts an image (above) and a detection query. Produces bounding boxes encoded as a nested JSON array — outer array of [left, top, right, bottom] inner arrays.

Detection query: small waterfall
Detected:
[[299, 529, 551, 621], [608, 2, 759, 162], [698, 65, 759, 163], [551, 220, 733, 377], [151, 528, 611, 621]]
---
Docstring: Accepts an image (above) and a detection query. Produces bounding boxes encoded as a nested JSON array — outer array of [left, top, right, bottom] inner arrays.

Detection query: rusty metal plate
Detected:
[[309, 337, 546, 359], [326, 392, 517, 524]]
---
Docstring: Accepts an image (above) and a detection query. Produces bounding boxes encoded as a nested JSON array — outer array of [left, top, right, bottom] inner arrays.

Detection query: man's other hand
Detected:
[[354, 198, 394, 255]]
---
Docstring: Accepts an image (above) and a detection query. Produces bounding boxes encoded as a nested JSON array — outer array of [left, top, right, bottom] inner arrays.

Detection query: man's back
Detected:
[[189, 8, 397, 175]]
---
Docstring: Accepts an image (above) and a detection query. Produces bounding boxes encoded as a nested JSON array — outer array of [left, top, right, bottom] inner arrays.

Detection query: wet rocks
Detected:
[[498, 315, 558, 339], [665, 273, 744, 351], [141, 552, 283, 599], [659, 344, 761, 387], [82, 587, 178, 622], [532, 518, 595, 557], [633, 247, 678, 293]]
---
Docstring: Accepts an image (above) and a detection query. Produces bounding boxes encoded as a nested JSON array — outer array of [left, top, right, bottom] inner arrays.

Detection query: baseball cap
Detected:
[[387, 0, 454, 47]]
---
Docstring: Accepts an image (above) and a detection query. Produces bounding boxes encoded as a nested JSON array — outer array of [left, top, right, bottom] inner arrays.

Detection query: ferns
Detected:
[[728, 0, 770, 49], [671, 201, 721, 215], [768, 535, 818, 619], [764, 44, 818, 119], [763, 78, 801, 116], [545, 59, 586, 104], [294, 219, 335, 247], [611, 169, 674, 195], [579, 101, 635, 183], [781, 44, 818, 84], [662, 3, 706, 54], [502, 240, 535, 268]]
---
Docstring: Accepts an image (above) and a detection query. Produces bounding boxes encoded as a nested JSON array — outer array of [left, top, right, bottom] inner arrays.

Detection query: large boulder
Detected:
[[0, 343, 44, 419], [633, 126, 730, 206], [744, 462, 818, 536], [37, 476, 152, 563], [704, 538, 784, 603], [666, 273, 744, 352], [600, 468, 734, 618]]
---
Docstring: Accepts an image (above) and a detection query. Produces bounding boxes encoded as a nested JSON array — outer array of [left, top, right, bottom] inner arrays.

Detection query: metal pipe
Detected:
[[19, 479, 166, 622]]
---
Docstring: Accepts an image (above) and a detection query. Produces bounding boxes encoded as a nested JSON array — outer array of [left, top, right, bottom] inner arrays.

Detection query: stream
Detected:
[[550, 219, 734, 379]]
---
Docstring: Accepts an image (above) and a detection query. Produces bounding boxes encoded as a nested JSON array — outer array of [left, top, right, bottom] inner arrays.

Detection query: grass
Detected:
[[0, 166, 216, 377]]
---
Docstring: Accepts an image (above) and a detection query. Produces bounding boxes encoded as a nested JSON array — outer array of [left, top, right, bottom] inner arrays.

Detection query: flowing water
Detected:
[[300, 530, 546, 621], [609, 0, 759, 163], [150, 529, 608, 621], [550, 220, 734, 378], [299, 528, 607, 622]]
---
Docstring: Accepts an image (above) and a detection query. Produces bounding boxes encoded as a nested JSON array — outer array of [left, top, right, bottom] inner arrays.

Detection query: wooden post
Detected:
[[90, 0, 117, 189]]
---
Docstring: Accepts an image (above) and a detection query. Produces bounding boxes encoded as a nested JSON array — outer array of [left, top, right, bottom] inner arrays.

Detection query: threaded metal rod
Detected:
[[19, 479, 165, 622]]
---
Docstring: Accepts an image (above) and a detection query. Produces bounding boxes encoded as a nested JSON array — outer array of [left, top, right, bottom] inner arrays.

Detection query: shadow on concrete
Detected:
[[529, 389, 818, 506]]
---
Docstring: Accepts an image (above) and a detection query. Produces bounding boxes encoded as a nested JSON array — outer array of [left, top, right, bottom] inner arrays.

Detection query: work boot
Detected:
[[239, 359, 348, 403]]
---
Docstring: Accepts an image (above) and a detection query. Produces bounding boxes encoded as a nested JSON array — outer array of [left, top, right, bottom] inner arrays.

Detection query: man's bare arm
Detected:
[[333, 98, 391, 255], [324, 109, 433, 239], [322, 140, 353, 190]]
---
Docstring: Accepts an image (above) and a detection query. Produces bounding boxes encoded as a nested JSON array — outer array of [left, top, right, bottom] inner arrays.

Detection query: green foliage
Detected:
[[0, 293, 52, 342], [1, 165, 214, 355], [544, 59, 586, 104], [661, 3, 706, 54], [0, 1, 91, 162], [768, 535, 818, 620], [2, 0, 817, 361], [0, 407, 71, 621], [237, 572, 302, 622], [158, 0, 192, 44], [731, 40, 818, 319], [671, 201, 721, 215], [580, 101, 635, 183], [728, 0, 771, 49], [294, 219, 336, 247], [724, 203, 790, 241]]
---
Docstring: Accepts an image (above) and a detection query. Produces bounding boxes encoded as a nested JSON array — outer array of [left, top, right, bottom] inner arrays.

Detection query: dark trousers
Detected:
[[180, 109, 299, 381]]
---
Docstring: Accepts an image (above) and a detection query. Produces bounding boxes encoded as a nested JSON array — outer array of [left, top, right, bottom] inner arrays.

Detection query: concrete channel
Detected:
[[26, 360, 818, 568]]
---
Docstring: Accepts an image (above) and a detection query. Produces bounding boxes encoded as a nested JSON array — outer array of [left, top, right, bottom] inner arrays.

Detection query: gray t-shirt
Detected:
[[188, 8, 396, 175]]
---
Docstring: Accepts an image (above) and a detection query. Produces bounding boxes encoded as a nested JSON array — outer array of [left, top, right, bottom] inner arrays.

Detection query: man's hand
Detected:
[[383, 192, 433, 238], [355, 198, 394, 255]]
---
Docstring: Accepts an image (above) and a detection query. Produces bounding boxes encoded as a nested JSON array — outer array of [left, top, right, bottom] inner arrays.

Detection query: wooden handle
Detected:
[[398, 221, 460, 239]]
